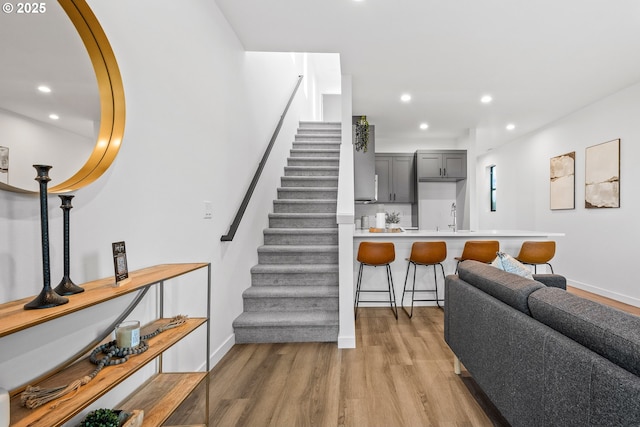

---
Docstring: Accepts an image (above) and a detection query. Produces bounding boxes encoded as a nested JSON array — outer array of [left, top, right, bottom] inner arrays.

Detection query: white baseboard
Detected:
[[338, 334, 356, 348], [569, 278, 640, 307], [207, 333, 235, 371]]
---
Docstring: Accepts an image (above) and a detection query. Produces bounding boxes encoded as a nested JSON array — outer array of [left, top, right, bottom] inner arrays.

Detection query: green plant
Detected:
[[354, 115, 369, 152], [80, 408, 120, 427], [385, 211, 401, 224]]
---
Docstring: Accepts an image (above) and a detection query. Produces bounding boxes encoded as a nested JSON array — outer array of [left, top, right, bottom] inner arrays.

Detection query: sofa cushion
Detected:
[[458, 260, 545, 315], [529, 287, 640, 377]]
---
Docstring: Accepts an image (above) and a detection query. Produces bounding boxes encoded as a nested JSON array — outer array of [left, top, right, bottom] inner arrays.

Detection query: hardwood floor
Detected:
[[167, 286, 639, 426], [167, 307, 508, 427]]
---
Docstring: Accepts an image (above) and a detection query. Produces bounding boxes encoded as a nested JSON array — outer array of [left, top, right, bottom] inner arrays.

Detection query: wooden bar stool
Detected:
[[354, 242, 398, 320], [515, 241, 556, 273], [454, 240, 499, 273], [402, 241, 447, 318]]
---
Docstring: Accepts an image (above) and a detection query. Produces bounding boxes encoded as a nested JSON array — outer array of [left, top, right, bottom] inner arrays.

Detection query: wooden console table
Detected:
[[0, 263, 211, 427]]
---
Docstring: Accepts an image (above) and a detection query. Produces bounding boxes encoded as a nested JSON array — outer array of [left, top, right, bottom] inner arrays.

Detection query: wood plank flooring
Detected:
[[167, 286, 640, 427], [167, 307, 507, 427]]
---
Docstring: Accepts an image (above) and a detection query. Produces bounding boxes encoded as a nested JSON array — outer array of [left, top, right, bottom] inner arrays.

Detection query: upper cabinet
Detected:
[[375, 153, 416, 203], [417, 150, 467, 181]]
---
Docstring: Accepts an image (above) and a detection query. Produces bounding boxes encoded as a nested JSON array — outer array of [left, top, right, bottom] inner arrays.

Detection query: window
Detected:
[[490, 165, 496, 212]]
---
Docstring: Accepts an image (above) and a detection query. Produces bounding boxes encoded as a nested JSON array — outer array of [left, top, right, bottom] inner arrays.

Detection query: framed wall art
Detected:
[[585, 139, 620, 208], [550, 151, 575, 210]]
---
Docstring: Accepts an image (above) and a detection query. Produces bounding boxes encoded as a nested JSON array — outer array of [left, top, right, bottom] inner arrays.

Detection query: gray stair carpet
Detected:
[[233, 121, 341, 343]]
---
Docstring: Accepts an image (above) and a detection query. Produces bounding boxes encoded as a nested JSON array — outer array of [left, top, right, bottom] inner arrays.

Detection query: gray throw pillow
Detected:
[[491, 251, 534, 280]]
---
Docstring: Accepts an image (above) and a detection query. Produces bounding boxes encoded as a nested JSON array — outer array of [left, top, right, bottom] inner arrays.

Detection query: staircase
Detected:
[[233, 121, 341, 343]]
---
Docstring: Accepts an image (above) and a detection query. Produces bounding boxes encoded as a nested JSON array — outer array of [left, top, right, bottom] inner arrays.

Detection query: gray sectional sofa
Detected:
[[444, 260, 640, 426]]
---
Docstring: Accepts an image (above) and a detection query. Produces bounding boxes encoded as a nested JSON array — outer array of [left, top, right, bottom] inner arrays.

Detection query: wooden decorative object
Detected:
[[368, 227, 403, 233], [121, 409, 143, 427]]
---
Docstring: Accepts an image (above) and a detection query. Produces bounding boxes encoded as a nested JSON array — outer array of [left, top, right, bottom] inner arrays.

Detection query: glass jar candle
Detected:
[[115, 320, 140, 348]]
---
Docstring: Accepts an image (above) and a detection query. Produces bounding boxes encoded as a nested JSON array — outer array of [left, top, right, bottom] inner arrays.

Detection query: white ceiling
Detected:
[[215, 0, 640, 151]]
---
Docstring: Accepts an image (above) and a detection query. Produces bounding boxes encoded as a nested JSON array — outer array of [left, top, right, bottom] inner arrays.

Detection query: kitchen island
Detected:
[[353, 229, 564, 307]]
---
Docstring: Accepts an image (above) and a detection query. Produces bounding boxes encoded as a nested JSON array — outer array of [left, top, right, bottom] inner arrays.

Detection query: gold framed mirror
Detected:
[[0, 0, 125, 194]]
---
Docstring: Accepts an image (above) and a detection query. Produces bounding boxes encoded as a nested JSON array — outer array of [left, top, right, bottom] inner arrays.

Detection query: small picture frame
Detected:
[[112, 241, 129, 284]]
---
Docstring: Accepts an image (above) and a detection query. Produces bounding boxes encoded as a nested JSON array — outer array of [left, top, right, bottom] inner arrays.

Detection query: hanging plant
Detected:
[[354, 115, 369, 152]]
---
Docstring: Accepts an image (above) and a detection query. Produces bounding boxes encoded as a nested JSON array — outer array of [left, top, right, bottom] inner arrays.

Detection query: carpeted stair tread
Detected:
[[272, 199, 337, 213], [284, 166, 339, 175], [268, 212, 337, 218], [287, 157, 339, 161], [290, 149, 340, 154], [281, 176, 339, 181], [281, 176, 338, 182], [290, 149, 340, 158], [233, 311, 339, 328], [262, 228, 338, 244], [293, 140, 341, 144], [299, 121, 341, 126], [257, 245, 338, 253], [284, 165, 340, 170], [296, 129, 341, 134], [273, 199, 337, 204], [276, 187, 338, 192], [243, 286, 338, 298], [295, 129, 342, 139], [250, 264, 339, 274], [287, 157, 340, 167], [263, 227, 338, 235]]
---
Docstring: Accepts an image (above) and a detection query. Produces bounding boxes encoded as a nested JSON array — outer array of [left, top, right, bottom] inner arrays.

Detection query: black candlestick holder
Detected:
[[54, 194, 84, 295], [24, 165, 69, 310]]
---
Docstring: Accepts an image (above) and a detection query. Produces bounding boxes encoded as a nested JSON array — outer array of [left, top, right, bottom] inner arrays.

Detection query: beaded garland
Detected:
[[89, 339, 150, 367], [21, 315, 188, 410]]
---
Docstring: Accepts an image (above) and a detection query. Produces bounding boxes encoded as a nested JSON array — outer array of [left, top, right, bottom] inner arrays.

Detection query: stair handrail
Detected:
[[221, 75, 304, 242]]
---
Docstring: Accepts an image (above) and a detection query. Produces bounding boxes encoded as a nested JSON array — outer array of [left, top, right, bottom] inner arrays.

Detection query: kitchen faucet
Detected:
[[449, 202, 457, 232]]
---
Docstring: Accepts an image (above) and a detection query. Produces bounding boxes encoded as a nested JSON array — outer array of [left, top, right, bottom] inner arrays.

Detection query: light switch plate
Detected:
[[203, 201, 212, 219]]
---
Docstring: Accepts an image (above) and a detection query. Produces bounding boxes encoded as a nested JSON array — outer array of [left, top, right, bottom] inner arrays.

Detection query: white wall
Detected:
[[476, 81, 640, 306], [0, 0, 330, 413], [376, 136, 460, 153]]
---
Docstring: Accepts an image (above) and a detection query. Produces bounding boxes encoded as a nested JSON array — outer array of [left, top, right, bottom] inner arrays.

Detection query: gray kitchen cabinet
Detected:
[[417, 150, 466, 181], [375, 153, 416, 203]]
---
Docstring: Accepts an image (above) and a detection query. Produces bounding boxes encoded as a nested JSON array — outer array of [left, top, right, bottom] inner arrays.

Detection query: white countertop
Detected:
[[353, 229, 564, 238]]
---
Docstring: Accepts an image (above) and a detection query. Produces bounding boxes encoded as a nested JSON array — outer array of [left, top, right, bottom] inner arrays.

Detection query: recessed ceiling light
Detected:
[[38, 85, 51, 93], [49, 114, 59, 120], [420, 123, 429, 130], [506, 123, 515, 131], [480, 94, 493, 104], [400, 94, 411, 102]]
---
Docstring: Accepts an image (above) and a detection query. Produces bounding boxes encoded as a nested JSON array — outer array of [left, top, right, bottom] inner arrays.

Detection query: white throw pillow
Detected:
[[492, 251, 534, 280]]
